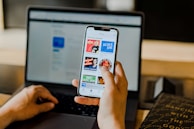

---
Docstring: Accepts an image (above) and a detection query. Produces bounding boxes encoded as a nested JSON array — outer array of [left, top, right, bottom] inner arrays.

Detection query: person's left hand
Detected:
[[0, 85, 58, 127]]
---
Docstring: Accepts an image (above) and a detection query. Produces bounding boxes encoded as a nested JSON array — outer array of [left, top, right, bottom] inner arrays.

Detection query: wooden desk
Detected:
[[142, 40, 194, 79], [0, 93, 11, 106], [135, 109, 149, 129]]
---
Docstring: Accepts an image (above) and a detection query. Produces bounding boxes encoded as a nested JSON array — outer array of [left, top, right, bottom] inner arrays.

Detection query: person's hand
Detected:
[[0, 85, 58, 129], [97, 62, 128, 129], [72, 61, 128, 129]]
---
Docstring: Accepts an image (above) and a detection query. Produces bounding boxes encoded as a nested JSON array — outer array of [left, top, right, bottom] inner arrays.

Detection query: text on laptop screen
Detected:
[[27, 9, 142, 92]]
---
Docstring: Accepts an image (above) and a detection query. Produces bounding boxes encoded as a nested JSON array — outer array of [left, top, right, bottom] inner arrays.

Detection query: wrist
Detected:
[[0, 107, 15, 128], [99, 116, 125, 129]]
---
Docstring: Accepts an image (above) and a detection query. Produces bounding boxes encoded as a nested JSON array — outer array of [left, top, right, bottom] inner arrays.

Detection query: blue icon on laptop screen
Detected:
[[53, 37, 65, 48], [82, 83, 86, 87], [101, 41, 114, 53]]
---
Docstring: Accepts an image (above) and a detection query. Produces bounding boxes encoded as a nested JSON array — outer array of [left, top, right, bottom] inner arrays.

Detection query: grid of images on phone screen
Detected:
[[80, 28, 117, 97]]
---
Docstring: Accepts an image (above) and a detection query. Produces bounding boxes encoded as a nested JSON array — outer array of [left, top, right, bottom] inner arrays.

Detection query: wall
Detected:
[[0, 0, 4, 30], [2, 0, 96, 28]]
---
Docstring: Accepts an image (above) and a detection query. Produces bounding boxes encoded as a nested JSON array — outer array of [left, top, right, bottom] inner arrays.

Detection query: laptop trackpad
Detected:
[[7, 112, 97, 129]]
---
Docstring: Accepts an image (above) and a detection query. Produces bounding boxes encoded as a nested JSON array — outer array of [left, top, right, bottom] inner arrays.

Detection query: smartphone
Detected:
[[78, 26, 119, 98]]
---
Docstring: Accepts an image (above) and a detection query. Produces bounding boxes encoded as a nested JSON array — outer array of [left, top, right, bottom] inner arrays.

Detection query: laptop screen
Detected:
[[26, 7, 143, 92]]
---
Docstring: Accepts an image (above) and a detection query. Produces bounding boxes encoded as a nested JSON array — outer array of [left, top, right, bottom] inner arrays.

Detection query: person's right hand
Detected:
[[98, 62, 128, 129], [72, 61, 128, 129]]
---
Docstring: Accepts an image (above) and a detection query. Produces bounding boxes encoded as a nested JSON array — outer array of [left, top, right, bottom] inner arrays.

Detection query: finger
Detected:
[[39, 93, 58, 104], [72, 79, 79, 88], [114, 62, 128, 92], [37, 86, 59, 104], [38, 102, 55, 113], [114, 61, 126, 79], [101, 66, 115, 90], [74, 96, 99, 106]]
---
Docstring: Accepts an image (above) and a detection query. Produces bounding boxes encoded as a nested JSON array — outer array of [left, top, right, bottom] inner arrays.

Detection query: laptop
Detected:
[[7, 6, 143, 129]]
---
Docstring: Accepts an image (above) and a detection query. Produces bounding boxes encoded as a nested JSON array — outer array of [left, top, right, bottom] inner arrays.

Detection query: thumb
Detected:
[[101, 66, 115, 90], [38, 102, 55, 113]]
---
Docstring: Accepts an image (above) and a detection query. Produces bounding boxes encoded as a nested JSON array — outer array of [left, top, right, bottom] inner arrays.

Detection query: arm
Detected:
[[0, 107, 14, 129], [73, 61, 128, 129], [0, 85, 58, 128]]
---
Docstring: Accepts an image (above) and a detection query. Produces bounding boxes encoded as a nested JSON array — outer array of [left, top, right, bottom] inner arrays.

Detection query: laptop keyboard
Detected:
[[52, 92, 98, 117]]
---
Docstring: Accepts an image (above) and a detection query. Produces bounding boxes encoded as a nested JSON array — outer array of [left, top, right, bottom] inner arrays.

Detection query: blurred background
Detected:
[[1, 0, 194, 109], [2, 0, 194, 42]]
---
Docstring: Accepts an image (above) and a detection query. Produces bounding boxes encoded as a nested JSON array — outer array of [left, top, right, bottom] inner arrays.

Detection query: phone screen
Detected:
[[78, 26, 119, 98]]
